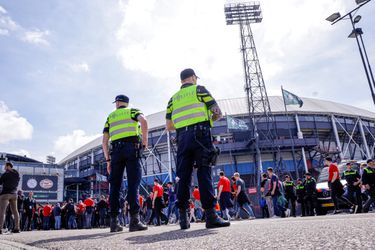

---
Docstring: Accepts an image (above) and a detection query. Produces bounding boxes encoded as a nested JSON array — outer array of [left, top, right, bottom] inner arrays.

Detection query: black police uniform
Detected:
[[296, 183, 306, 216], [304, 177, 317, 216], [283, 181, 296, 217], [344, 169, 362, 212], [362, 167, 375, 213]]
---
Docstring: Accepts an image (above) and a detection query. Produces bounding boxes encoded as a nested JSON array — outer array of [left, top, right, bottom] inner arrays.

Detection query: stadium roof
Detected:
[[59, 96, 375, 165]]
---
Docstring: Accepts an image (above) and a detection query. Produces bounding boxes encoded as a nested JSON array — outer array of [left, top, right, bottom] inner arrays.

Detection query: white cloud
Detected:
[[70, 62, 90, 73], [0, 28, 9, 35], [54, 130, 100, 157], [0, 5, 19, 34], [0, 101, 33, 144], [22, 29, 50, 46], [0, 5, 6, 14]]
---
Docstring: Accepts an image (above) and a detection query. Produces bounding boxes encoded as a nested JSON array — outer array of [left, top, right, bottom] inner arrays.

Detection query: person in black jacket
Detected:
[[304, 173, 317, 216], [23, 191, 36, 231], [0, 162, 21, 234], [17, 190, 25, 230]]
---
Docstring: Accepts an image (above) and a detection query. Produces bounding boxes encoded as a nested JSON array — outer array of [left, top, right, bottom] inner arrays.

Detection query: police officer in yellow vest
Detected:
[[362, 159, 375, 213], [166, 68, 230, 230], [102, 95, 148, 232]]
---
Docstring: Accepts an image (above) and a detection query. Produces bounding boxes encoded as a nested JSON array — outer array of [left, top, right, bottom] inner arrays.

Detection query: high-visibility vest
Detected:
[[107, 108, 139, 141], [171, 85, 210, 129], [364, 167, 374, 174], [296, 185, 304, 190], [344, 170, 357, 176], [284, 181, 294, 186]]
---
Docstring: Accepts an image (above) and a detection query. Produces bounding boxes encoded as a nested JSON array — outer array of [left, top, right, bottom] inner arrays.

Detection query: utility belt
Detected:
[[176, 121, 211, 134], [111, 136, 140, 148]]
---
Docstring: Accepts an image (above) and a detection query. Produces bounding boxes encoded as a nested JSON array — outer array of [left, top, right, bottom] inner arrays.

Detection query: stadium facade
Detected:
[[58, 96, 375, 199], [0, 153, 64, 202]]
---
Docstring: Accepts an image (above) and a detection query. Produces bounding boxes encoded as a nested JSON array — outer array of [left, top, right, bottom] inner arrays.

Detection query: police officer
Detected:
[[165, 68, 230, 229], [283, 175, 296, 217], [304, 173, 317, 216], [102, 94, 148, 232], [362, 159, 375, 213], [295, 178, 306, 217], [344, 162, 361, 213]]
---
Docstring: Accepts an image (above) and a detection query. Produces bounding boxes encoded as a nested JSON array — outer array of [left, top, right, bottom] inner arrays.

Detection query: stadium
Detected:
[[58, 96, 375, 199], [0, 153, 64, 202]]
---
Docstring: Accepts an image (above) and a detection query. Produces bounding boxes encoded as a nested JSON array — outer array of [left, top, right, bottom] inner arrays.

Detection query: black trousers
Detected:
[[109, 142, 141, 216], [305, 194, 317, 216], [347, 186, 362, 212], [297, 197, 306, 216], [175, 127, 216, 210], [285, 194, 296, 217]]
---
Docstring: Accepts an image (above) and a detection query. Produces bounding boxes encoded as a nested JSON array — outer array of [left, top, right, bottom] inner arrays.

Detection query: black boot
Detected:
[[129, 214, 148, 232], [205, 208, 230, 229], [179, 208, 190, 230], [110, 216, 123, 233]]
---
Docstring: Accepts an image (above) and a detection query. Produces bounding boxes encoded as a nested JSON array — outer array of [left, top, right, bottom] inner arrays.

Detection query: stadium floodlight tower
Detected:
[[225, 1, 276, 190]]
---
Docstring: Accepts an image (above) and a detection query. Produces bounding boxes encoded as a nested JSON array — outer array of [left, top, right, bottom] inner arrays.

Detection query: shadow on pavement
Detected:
[[28, 232, 117, 247], [126, 228, 218, 245]]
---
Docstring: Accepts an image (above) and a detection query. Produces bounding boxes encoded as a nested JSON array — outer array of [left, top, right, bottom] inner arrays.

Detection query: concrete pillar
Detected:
[[331, 115, 344, 159], [295, 114, 308, 173]]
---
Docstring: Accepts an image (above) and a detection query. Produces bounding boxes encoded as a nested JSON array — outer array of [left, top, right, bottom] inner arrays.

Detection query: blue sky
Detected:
[[1, 0, 374, 162]]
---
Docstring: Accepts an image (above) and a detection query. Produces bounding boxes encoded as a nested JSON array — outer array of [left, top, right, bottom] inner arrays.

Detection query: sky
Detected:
[[0, 0, 374, 163]]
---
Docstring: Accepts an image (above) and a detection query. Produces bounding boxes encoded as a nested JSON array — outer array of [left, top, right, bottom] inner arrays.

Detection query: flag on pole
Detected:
[[282, 89, 303, 107], [226, 115, 249, 130]]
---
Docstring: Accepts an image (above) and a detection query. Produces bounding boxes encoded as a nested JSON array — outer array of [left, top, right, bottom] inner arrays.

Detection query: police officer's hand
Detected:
[[106, 162, 111, 175], [142, 138, 148, 149]]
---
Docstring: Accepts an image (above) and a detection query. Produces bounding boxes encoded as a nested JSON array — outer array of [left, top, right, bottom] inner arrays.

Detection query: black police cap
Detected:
[[113, 95, 129, 103], [180, 68, 199, 81], [367, 159, 373, 164]]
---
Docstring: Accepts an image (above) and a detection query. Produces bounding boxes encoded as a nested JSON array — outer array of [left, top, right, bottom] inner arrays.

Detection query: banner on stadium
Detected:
[[22, 175, 58, 192], [226, 115, 249, 130]]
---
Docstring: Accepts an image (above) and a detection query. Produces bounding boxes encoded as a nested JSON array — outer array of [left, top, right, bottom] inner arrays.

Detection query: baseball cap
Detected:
[[180, 68, 199, 81], [113, 95, 129, 103], [304, 172, 311, 176]]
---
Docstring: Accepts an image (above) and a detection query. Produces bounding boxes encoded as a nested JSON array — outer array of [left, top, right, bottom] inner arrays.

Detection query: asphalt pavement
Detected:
[[1, 213, 374, 250]]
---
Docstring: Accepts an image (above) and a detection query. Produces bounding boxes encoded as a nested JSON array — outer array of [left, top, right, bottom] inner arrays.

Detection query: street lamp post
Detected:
[[326, 0, 375, 105]]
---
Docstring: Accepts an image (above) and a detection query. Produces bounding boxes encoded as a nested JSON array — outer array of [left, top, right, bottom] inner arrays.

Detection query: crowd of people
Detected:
[[1, 157, 375, 234], [260, 158, 375, 218]]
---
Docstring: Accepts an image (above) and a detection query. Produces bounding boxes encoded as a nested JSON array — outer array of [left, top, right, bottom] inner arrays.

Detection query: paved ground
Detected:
[[1, 213, 375, 250]]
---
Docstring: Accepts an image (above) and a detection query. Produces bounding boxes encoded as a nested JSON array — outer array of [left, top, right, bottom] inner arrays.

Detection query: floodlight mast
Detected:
[[225, 2, 280, 192]]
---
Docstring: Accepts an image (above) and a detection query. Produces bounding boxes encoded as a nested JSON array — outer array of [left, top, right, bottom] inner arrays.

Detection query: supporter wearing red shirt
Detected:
[[77, 200, 86, 229], [325, 157, 355, 213], [151, 179, 166, 226], [192, 186, 200, 201], [42, 203, 52, 230], [84, 197, 94, 229], [217, 172, 233, 219]]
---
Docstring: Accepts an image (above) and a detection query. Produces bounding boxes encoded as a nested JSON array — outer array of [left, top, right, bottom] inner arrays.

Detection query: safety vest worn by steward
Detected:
[[107, 107, 139, 141], [171, 85, 210, 129], [344, 170, 358, 176]]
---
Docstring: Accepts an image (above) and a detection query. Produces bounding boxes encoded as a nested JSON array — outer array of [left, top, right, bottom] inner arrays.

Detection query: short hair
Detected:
[[267, 167, 273, 172], [262, 173, 267, 178], [154, 179, 159, 183], [5, 162, 13, 168], [284, 175, 290, 179], [167, 182, 172, 185], [231, 176, 236, 181], [194, 185, 198, 189], [219, 171, 224, 176], [367, 159, 373, 164], [234, 172, 240, 177], [325, 157, 333, 162]]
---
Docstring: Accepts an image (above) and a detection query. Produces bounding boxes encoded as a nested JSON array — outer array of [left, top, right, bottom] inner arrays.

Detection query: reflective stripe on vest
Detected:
[[364, 168, 374, 174], [284, 181, 293, 186], [171, 85, 210, 129], [296, 185, 304, 190], [344, 170, 357, 176], [108, 108, 139, 141]]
